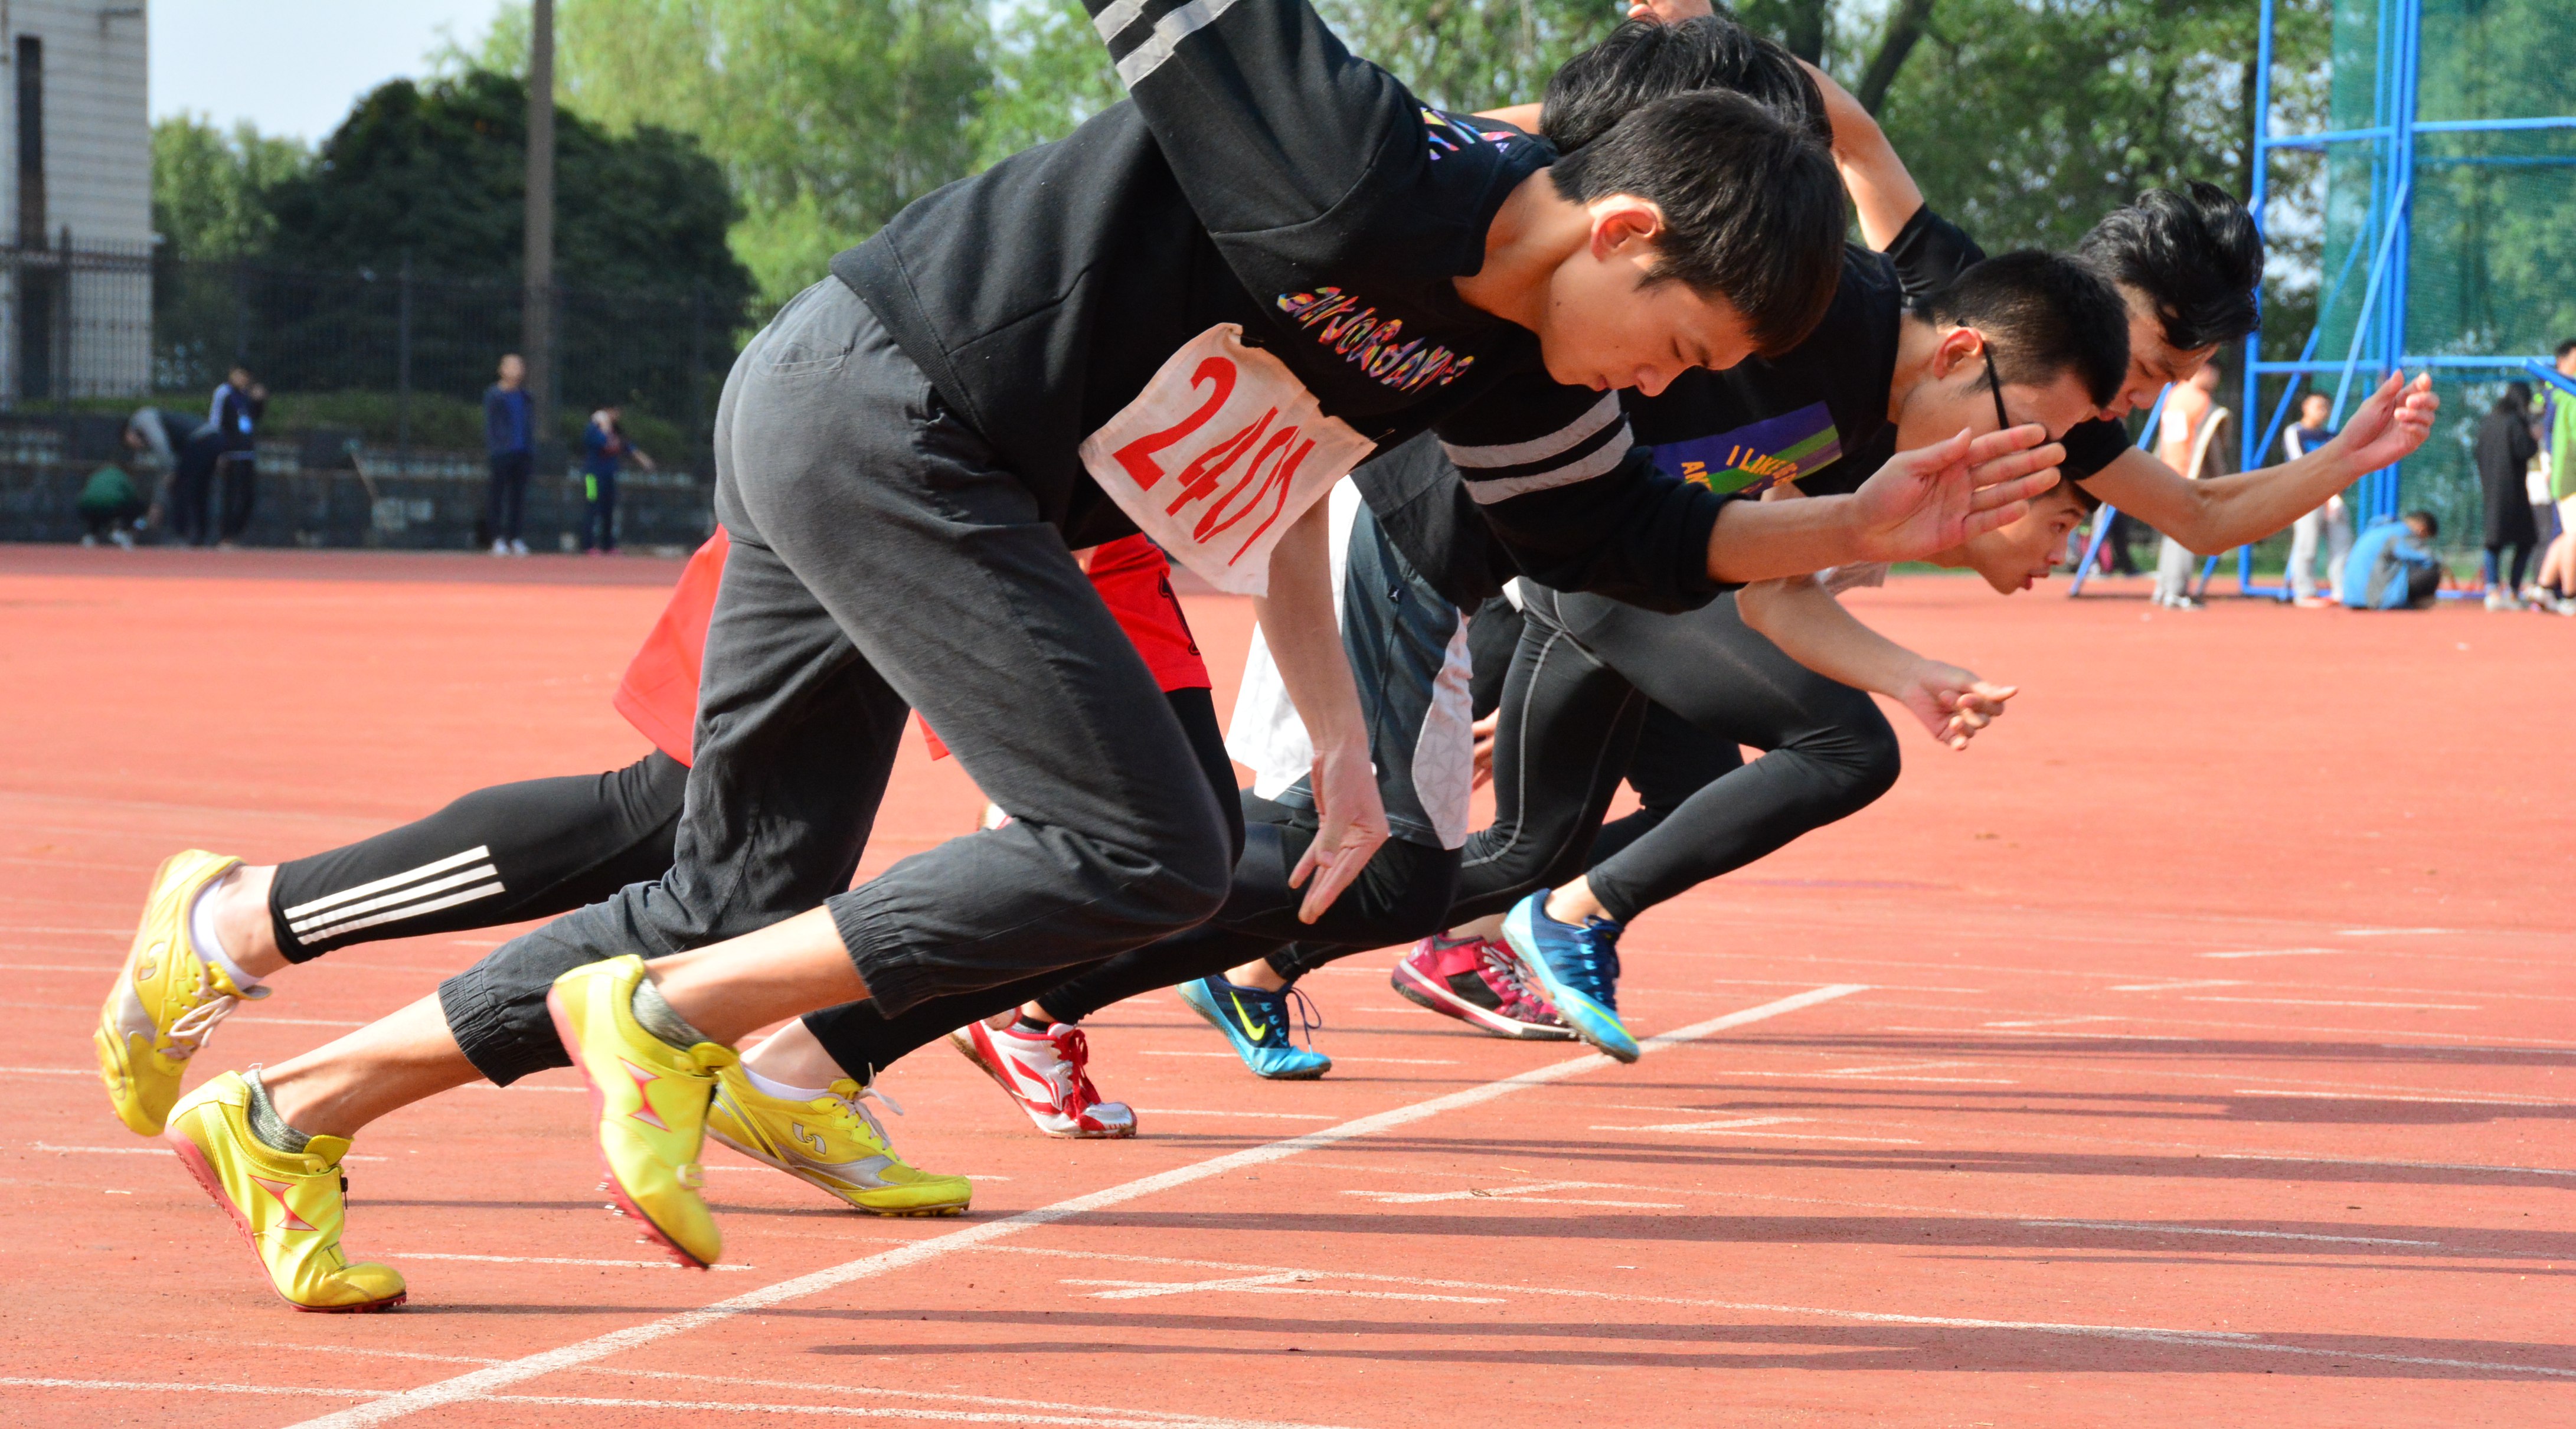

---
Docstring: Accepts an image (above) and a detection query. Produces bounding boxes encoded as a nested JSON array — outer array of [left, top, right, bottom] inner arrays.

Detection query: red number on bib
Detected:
[[1112, 355, 1236, 490]]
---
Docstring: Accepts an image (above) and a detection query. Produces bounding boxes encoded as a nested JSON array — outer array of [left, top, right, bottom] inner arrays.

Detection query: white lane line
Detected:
[[2197, 948, 2345, 960], [182, 1338, 1360, 1429], [30, 1140, 387, 1162], [1067, 1274, 1505, 1304], [0, 964, 128, 973], [1138, 1109, 1338, 1121], [4, 1377, 1370, 1428], [1588, 1115, 1922, 1145], [387, 1252, 759, 1273], [1338, 1183, 1686, 1209], [279, 983, 1871, 1429], [1881, 1026, 2197, 1042], [2384, 1044, 2576, 1057], [1718, 1070, 2016, 1085], [2337, 927, 2455, 936], [2109, 980, 2246, 992], [2018, 1219, 2441, 1248], [961, 1247, 2576, 1380], [2187, 996, 2481, 1011], [1136, 1053, 1458, 1066]]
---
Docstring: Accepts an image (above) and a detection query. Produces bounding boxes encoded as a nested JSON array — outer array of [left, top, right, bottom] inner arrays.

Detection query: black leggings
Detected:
[[264, 688, 1240, 987], [269, 752, 691, 961], [808, 792, 1455, 1071], [1452, 586, 1900, 926]]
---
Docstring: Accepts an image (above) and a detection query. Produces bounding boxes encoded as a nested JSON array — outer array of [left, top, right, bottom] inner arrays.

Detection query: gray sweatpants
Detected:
[[440, 280, 1234, 1084]]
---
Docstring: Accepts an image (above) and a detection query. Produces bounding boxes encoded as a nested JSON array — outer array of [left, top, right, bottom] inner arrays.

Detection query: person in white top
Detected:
[[2281, 391, 2352, 606], [2150, 365, 2234, 608]]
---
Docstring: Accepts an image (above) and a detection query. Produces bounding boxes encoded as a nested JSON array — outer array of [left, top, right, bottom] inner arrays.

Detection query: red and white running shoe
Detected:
[[1391, 932, 1575, 1040], [946, 1019, 1137, 1138]]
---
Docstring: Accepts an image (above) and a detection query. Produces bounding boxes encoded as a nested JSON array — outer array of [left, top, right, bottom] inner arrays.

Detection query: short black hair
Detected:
[[1915, 250, 2131, 408], [2404, 509, 2438, 537], [2557, 338, 2576, 360], [2499, 381, 2533, 414], [1541, 16, 1827, 153], [2048, 475, 2103, 515], [1548, 89, 1844, 355], [2076, 181, 2264, 354]]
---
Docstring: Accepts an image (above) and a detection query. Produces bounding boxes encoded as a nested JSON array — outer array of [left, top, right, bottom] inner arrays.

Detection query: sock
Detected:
[[241, 1068, 311, 1155], [630, 977, 712, 1051], [189, 879, 263, 992], [741, 1064, 832, 1103], [1012, 1014, 1056, 1035]]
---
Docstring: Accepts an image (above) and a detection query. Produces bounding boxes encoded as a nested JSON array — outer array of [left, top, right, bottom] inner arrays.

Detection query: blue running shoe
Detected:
[[1175, 976, 1332, 1080], [1501, 890, 1638, 1062]]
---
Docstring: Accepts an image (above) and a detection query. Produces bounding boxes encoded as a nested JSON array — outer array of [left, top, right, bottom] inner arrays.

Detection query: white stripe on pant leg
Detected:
[[293, 881, 508, 944], [282, 846, 496, 920], [280, 984, 1869, 1428], [289, 865, 503, 937]]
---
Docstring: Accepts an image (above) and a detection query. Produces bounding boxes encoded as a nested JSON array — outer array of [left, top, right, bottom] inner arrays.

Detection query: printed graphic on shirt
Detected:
[[1649, 401, 1843, 496], [1079, 323, 1374, 596], [1275, 287, 1477, 394]]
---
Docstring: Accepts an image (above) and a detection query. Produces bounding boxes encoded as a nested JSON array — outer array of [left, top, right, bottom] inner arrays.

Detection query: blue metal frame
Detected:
[[2185, 0, 2576, 601]]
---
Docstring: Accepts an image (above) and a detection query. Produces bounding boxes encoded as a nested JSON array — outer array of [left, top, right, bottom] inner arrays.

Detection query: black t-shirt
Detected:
[[1882, 205, 2134, 483], [832, 0, 1724, 610]]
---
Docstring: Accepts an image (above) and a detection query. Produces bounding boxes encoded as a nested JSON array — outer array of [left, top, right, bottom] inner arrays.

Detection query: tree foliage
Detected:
[[151, 116, 310, 261]]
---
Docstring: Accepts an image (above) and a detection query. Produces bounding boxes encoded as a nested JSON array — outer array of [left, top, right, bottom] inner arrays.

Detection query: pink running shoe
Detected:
[[1391, 933, 1574, 1040], [946, 1019, 1137, 1138]]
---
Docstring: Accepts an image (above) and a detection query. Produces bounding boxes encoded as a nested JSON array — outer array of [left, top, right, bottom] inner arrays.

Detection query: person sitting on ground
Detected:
[[2342, 510, 2444, 610], [76, 463, 146, 548]]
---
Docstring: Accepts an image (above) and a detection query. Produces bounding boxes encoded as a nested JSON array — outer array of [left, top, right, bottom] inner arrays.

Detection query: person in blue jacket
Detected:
[[2342, 511, 2444, 609], [578, 406, 655, 554], [483, 354, 534, 556]]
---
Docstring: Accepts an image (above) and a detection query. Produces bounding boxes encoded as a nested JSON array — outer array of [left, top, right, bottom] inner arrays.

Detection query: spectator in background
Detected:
[[483, 354, 534, 557], [2342, 511, 2445, 610], [2531, 342, 2576, 613], [2150, 364, 2235, 609], [579, 406, 655, 555], [77, 463, 145, 548], [2475, 381, 2540, 611], [124, 405, 203, 539], [209, 367, 261, 548], [2281, 390, 2352, 607]]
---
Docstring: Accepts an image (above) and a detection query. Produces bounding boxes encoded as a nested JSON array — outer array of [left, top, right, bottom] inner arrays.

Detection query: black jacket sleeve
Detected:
[[1884, 205, 1987, 303], [1081, 0, 1412, 238], [1433, 377, 1725, 612]]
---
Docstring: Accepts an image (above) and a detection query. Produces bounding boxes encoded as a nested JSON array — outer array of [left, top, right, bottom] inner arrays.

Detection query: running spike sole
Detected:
[[546, 983, 714, 1270], [700, 1131, 969, 1219], [943, 1028, 1138, 1139], [1389, 963, 1578, 1041], [164, 1133, 407, 1314]]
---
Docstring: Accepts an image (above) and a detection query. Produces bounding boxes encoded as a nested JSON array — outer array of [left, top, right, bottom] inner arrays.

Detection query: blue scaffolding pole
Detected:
[[2198, 0, 2576, 601]]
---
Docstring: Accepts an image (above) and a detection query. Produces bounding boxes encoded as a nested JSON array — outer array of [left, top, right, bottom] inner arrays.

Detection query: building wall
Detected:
[[0, 0, 151, 402]]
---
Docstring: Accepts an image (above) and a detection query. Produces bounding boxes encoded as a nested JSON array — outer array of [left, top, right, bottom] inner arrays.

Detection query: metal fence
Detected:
[[0, 238, 748, 548]]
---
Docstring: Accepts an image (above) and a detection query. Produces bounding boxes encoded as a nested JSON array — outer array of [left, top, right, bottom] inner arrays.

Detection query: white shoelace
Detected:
[[164, 965, 248, 1058]]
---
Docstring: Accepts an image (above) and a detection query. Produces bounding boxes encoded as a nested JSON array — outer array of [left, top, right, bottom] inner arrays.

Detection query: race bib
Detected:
[[1079, 324, 1373, 595]]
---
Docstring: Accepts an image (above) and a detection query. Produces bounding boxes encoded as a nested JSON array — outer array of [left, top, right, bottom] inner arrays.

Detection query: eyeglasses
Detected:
[[1980, 342, 2016, 438]]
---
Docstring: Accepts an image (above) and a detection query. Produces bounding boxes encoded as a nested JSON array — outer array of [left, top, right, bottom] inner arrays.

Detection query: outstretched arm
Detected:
[[2087, 371, 2440, 554], [1254, 499, 1390, 921], [1736, 577, 2015, 750], [1705, 424, 2064, 582]]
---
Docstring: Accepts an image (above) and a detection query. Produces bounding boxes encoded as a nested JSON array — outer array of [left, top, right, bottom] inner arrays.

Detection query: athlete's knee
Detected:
[[1121, 796, 1235, 930], [1809, 711, 1902, 813]]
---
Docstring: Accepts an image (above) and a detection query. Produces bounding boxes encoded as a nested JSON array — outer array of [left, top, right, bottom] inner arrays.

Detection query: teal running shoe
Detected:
[[1175, 976, 1332, 1080], [1501, 890, 1638, 1062]]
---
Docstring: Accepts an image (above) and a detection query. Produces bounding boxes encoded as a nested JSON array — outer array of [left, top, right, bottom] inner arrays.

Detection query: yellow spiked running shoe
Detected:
[[706, 1067, 971, 1217], [164, 1071, 406, 1312], [97, 850, 267, 1136], [547, 955, 737, 1268]]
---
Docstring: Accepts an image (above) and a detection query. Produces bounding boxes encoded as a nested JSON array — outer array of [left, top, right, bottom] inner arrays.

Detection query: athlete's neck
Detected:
[[1453, 171, 1589, 332], [1884, 310, 1946, 423]]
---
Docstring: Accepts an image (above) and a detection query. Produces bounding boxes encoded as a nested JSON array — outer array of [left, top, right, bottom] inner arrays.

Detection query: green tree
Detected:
[[151, 115, 309, 261]]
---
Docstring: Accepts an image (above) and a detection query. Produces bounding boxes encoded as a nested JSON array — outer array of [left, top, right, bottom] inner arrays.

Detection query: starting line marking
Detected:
[[276, 984, 1871, 1429]]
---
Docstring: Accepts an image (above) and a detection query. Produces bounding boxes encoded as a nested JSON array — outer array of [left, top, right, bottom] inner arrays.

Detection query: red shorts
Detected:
[[612, 530, 1210, 767]]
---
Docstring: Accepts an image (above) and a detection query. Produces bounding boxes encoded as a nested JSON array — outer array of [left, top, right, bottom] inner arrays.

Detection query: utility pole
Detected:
[[523, 0, 556, 468]]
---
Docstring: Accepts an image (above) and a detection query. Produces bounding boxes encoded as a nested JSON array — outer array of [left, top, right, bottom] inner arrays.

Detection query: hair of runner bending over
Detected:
[[1915, 250, 2132, 410], [1548, 89, 1842, 357], [1539, 17, 1827, 153], [2075, 181, 2264, 353]]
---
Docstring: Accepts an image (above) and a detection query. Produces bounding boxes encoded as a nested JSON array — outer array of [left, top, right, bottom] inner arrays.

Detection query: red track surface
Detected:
[[4, 545, 2571, 1427]]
